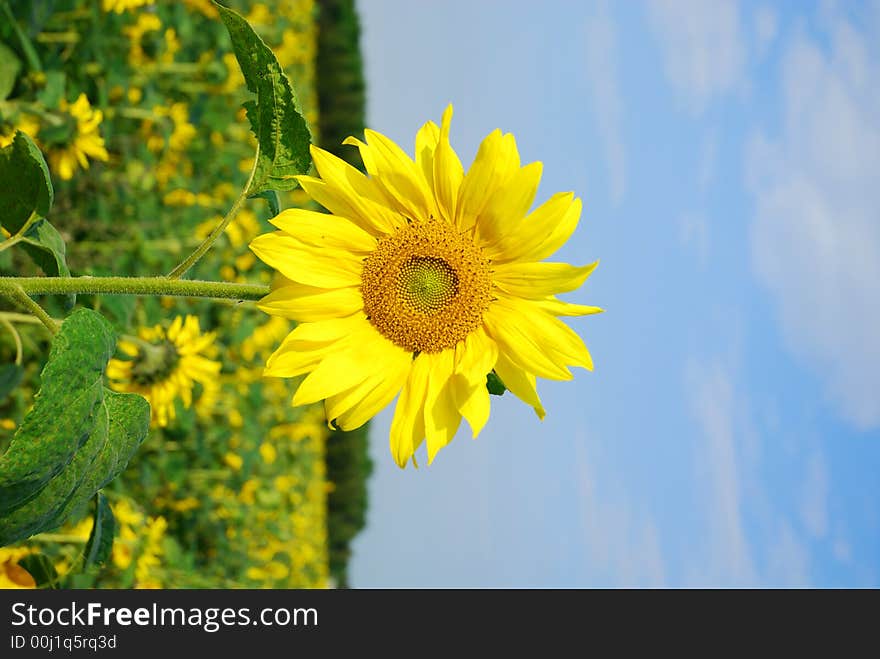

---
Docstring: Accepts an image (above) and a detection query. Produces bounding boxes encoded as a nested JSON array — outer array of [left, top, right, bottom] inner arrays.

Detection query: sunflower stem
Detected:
[[3, 285, 59, 335], [166, 144, 260, 279], [0, 277, 269, 302]]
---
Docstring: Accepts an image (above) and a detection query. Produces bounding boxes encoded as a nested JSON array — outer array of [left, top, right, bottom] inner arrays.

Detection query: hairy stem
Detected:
[[0, 276, 269, 301], [4, 285, 59, 335]]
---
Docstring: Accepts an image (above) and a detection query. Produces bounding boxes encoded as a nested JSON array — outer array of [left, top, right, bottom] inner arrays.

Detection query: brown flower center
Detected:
[[361, 218, 491, 353]]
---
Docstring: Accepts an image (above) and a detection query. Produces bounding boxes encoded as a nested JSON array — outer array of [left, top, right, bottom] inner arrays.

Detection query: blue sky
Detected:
[[346, 0, 880, 587]]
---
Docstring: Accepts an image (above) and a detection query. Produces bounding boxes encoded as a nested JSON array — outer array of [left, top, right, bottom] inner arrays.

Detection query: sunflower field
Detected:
[[0, 0, 369, 589]]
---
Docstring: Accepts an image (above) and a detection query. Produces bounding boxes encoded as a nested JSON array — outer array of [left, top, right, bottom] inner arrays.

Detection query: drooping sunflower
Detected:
[[250, 106, 601, 467], [107, 315, 221, 427]]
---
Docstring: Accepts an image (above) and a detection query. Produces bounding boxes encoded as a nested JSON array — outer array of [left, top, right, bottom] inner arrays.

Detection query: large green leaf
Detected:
[[216, 1, 312, 194], [0, 309, 150, 546], [0, 131, 53, 234]]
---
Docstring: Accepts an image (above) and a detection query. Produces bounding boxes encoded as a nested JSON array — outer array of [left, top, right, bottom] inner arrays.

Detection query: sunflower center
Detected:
[[131, 340, 179, 385], [362, 218, 491, 353]]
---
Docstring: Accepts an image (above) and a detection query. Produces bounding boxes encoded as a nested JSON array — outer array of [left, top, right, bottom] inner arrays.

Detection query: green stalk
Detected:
[[0, 276, 269, 301], [167, 145, 259, 279]]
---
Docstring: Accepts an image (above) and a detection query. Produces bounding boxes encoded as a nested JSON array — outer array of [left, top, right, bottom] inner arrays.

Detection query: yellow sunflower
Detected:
[[48, 93, 110, 181], [107, 315, 221, 427], [250, 105, 601, 467], [0, 547, 36, 589]]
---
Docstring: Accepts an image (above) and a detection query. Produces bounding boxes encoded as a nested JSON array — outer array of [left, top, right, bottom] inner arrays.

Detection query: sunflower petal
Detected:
[[484, 300, 573, 380], [269, 208, 377, 253], [328, 349, 412, 430], [452, 375, 491, 438], [414, 120, 440, 191], [535, 297, 605, 317], [257, 284, 362, 322], [362, 128, 437, 220], [457, 130, 521, 232], [296, 175, 402, 235], [389, 353, 432, 467], [336, 353, 412, 430], [432, 104, 464, 224], [493, 352, 546, 419], [250, 231, 363, 288], [422, 350, 462, 464], [493, 260, 599, 298], [476, 161, 543, 250], [292, 324, 402, 406], [485, 192, 580, 263]]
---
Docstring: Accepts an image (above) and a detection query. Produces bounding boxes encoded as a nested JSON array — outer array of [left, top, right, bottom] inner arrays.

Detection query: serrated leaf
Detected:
[[486, 371, 507, 396], [0, 309, 150, 546], [216, 2, 312, 194], [18, 553, 59, 589], [0, 363, 23, 403], [0, 131, 53, 234], [0, 40, 21, 100], [83, 492, 115, 568]]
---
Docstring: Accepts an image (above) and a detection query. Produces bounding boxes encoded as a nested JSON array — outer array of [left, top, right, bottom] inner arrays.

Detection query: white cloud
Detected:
[[583, 2, 626, 205], [645, 0, 748, 113], [746, 15, 880, 429]]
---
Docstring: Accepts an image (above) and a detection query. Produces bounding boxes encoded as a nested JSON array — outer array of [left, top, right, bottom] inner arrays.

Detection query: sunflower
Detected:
[[250, 106, 601, 467], [47, 93, 110, 181], [107, 315, 221, 427]]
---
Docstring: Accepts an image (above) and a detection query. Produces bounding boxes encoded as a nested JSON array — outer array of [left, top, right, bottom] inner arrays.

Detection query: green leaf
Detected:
[[83, 492, 115, 568], [19, 217, 70, 278], [0, 363, 23, 403], [249, 189, 280, 217], [486, 371, 507, 396], [0, 40, 21, 100], [18, 553, 59, 589], [0, 309, 150, 546], [0, 131, 53, 234], [216, 1, 312, 194]]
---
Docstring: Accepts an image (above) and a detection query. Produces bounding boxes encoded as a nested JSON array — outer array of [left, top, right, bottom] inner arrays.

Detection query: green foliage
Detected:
[[0, 364, 23, 403], [83, 492, 115, 568], [487, 371, 507, 396], [0, 309, 150, 546], [18, 553, 59, 589], [325, 424, 372, 588], [216, 1, 312, 194], [18, 217, 70, 280], [316, 0, 371, 588], [0, 131, 53, 233], [317, 0, 366, 170], [0, 40, 20, 100]]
